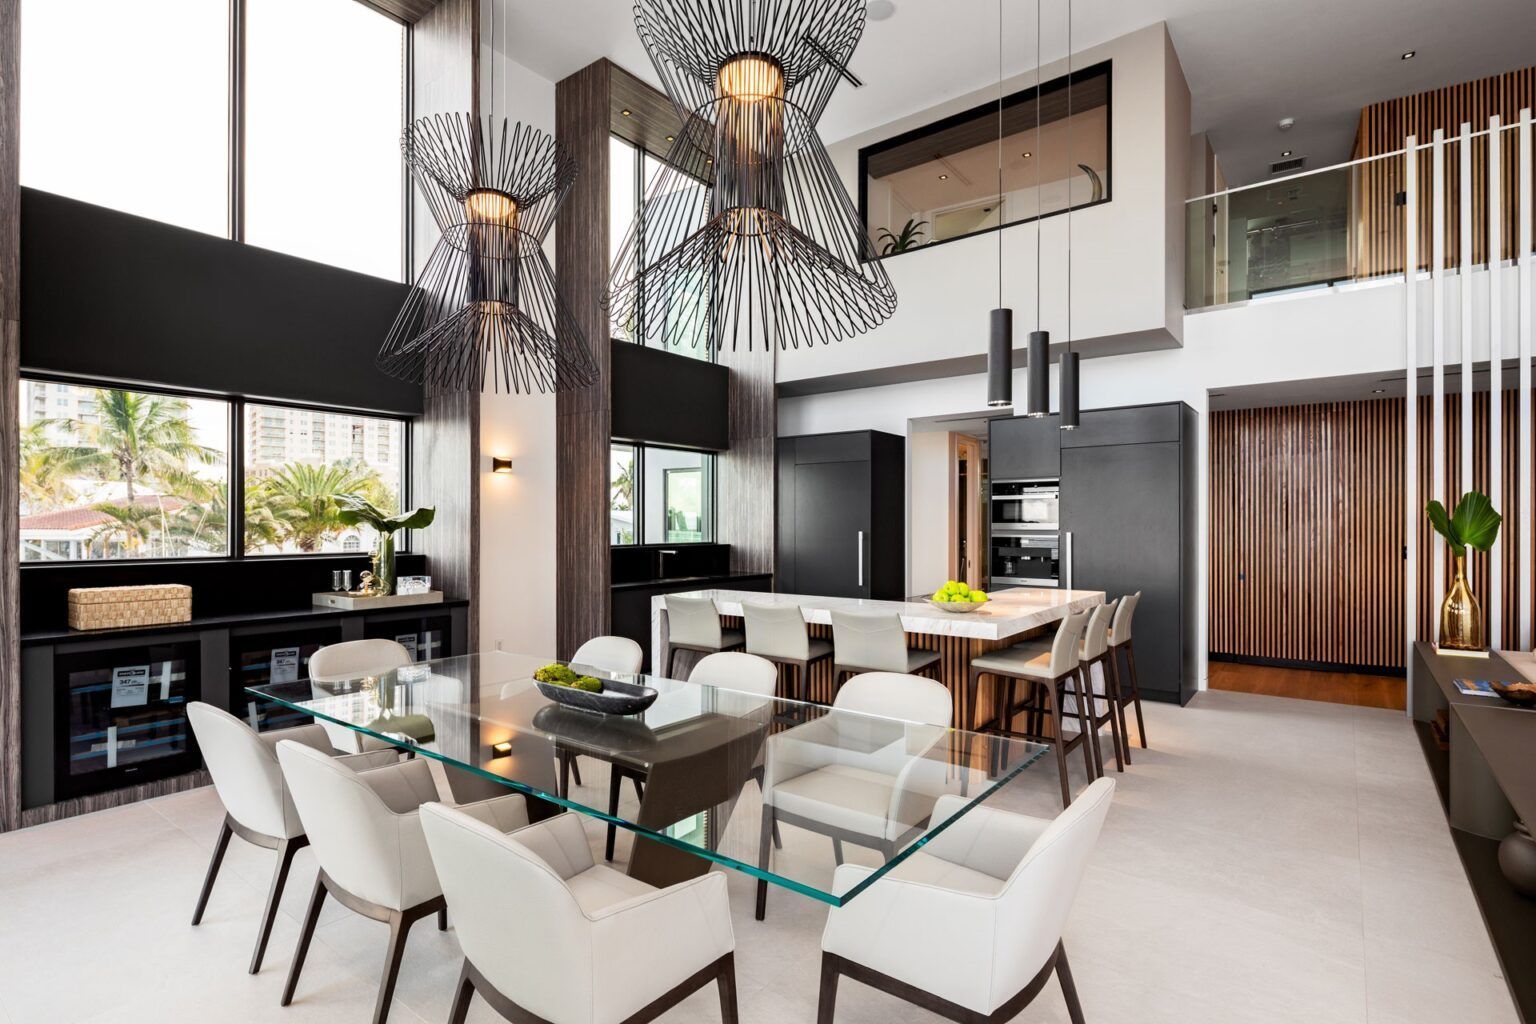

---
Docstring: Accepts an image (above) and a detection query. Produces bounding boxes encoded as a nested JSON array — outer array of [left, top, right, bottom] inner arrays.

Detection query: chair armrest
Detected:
[[453, 792, 529, 833], [354, 756, 440, 813], [917, 795, 1049, 877], [334, 748, 403, 773], [762, 717, 840, 792], [258, 723, 333, 758], [589, 871, 734, 966]]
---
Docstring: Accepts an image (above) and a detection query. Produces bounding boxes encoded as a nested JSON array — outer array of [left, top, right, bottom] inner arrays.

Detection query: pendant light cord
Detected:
[[1034, 0, 1042, 332], [996, 0, 1003, 309], [1065, 0, 1072, 355]]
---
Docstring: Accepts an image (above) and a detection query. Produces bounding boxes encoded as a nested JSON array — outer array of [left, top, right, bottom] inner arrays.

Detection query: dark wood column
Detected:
[[410, 0, 481, 652], [718, 345, 777, 576], [0, 0, 19, 832], [555, 60, 613, 659]]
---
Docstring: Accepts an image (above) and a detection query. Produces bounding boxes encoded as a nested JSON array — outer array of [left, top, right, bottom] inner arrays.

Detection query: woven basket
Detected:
[[68, 584, 192, 630]]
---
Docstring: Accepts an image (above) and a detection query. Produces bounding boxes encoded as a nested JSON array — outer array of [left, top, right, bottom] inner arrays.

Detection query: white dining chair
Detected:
[[307, 638, 414, 753], [558, 636, 645, 797], [275, 741, 530, 1024], [754, 671, 952, 920], [663, 594, 744, 678], [830, 609, 941, 690], [186, 701, 397, 974], [421, 803, 739, 1024], [818, 777, 1115, 1023]]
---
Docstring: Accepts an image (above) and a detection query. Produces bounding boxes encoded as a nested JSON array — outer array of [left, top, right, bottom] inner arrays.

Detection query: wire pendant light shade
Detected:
[[606, 0, 897, 353], [378, 113, 599, 394]]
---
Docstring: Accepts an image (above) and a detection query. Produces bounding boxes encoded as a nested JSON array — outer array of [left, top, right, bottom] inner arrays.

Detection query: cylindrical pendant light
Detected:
[[985, 0, 1012, 408], [1023, 0, 1049, 418], [1058, 0, 1081, 430], [988, 308, 1013, 407], [1026, 329, 1049, 416]]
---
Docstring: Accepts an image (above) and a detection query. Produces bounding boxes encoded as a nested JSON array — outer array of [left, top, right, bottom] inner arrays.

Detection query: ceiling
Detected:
[[492, 0, 1536, 188]]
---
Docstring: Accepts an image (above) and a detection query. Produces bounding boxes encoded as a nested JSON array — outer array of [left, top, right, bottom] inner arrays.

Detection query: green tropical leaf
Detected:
[[383, 507, 435, 531], [1425, 498, 1455, 551], [1449, 491, 1501, 552]]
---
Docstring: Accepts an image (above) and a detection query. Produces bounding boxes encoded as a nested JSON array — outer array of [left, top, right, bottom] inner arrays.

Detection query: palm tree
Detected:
[[18, 420, 88, 514], [249, 461, 390, 553], [89, 502, 162, 558], [65, 389, 220, 502]]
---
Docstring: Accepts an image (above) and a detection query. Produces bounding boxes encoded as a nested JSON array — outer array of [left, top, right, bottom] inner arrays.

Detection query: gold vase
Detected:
[[1438, 554, 1484, 651]]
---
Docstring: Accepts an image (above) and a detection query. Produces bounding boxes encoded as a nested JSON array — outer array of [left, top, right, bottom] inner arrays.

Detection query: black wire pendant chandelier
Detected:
[[607, 0, 897, 353], [378, 114, 599, 394]]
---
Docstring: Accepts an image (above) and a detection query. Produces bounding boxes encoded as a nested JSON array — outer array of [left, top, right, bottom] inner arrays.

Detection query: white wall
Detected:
[[778, 22, 1190, 388], [476, 16, 559, 656], [907, 430, 951, 595]]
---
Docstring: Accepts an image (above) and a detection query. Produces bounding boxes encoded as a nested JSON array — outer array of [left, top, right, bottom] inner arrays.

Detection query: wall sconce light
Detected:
[[491, 456, 514, 475], [491, 740, 513, 758]]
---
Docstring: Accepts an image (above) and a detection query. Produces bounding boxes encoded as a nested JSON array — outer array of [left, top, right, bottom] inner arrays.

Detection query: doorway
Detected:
[[950, 433, 986, 589]]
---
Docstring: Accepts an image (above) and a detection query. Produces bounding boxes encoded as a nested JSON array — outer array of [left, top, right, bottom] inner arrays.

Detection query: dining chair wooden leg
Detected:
[[816, 952, 841, 1024], [250, 835, 305, 974], [281, 876, 327, 1007], [191, 816, 233, 926], [447, 961, 476, 1024], [372, 910, 415, 1024], [558, 751, 571, 799], [667, 647, 679, 680], [1044, 687, 1073, 809], [570, 756, 583, 787], [1056, 942, 1087, 1024], [605, 766, 623, 861], [438, 906, 448, 931], [831, 837, 844, 866], [754, 805, 774, 921], [716, 952, 740, 1024]]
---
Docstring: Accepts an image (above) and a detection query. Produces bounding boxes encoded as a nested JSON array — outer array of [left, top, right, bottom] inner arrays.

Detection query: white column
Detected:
[[1459, 123, 1473, 516], [1432, 129, 1447, 611], [1404, 135, 1419, 707], [1489, 116, 1503, 650], [1521, 108, 1534, 650]]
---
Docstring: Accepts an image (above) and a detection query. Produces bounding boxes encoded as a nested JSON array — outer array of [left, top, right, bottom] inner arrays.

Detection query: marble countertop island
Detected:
[[652, 586, 1104, 644]]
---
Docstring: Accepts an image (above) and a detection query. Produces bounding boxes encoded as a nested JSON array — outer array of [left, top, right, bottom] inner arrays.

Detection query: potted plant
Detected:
[[877, 217, 928, 256], [335, 493, 436, 597], [1426, 491, 1501, 650]]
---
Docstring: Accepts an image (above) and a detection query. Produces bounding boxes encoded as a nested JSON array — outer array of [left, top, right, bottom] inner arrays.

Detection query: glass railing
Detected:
[[1186, 120, 1532, 310]]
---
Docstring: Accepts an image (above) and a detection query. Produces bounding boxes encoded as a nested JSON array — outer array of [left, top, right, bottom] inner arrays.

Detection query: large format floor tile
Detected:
[[0, 689, 1514, 1024]]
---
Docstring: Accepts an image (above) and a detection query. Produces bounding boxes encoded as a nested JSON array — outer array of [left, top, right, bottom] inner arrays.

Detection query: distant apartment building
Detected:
[[244, 404, 402, 480]]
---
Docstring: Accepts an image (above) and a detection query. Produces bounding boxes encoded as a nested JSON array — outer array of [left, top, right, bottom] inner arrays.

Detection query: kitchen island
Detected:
[[652, 587, 1104, 726]]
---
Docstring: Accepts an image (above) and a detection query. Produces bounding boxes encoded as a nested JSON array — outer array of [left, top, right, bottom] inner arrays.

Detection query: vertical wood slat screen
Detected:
[[1352, 66, 1535, 278], [1210, 394, 1533, 671]]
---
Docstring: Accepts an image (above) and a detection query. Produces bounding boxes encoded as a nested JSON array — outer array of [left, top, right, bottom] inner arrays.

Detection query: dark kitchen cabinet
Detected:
[[777, 431, 905, 600], [988, 414, 1061, 480], [1059, 403, 1197, 704]]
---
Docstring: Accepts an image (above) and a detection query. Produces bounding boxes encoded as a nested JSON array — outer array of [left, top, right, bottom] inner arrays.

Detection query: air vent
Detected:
[[1269, 156, 1307, 174]]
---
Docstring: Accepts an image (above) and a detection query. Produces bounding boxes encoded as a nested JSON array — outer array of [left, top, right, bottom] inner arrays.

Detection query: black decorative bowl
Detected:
[[532, 704, 657, 749], [535, 676, 659, 716], [1490, 681, 1536, 708]]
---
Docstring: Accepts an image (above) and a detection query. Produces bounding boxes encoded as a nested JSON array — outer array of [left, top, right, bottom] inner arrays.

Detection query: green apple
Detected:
[[931, 589, 948, 602], [971, 590, 988, 602]]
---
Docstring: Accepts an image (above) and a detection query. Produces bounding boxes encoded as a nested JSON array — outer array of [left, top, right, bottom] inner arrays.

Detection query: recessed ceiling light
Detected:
[[1022, 151, 1032, 158], [938, 173, 948, 180], [665, 135, 675, 142], [867, 0, 897, 20], [1401, 50, 1416, 60], [621, 109, 632, 116], [1281, 149, 1292, 157], [1372, 388, 1386, 394]]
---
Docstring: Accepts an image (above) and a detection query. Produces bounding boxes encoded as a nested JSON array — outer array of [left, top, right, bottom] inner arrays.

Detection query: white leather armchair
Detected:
[[308, 638, 414, 753], [275, 740, 530, 1024], [754, 672, 953, 920], [560, 636, 645, 796], [819, 777, 1115, 1023], [420, 803, 738, 1024], [186, 701, 397, 974]]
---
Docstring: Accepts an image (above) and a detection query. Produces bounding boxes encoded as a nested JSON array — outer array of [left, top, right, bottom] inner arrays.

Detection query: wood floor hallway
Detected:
[[1209, 661, 1408, 711]]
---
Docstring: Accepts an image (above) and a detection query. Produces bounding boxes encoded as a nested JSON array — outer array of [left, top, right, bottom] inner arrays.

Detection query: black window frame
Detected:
[[609, 441, 717, 548], [16, 370, 414, 568], [857, 59, 1113, 262]]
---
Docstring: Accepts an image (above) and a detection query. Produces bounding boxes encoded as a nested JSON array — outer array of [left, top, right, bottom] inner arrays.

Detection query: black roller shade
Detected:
[[20, 188, 422, 415], [610, 339, 729, 452]]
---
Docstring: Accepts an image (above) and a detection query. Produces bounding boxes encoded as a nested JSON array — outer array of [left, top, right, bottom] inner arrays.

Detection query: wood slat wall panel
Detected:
[[555, 60, 613, 660], [1352, 66, 1536, 277], [1213, 392, 1535, 672]]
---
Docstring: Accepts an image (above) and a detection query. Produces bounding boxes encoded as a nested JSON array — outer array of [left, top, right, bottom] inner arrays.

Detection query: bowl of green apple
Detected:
[[533, 663, 658, 715], [928, 580, 990, 613]]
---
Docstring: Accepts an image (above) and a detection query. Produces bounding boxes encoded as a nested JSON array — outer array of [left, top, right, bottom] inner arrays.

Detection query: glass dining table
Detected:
[[248, 651, 1047, 910]]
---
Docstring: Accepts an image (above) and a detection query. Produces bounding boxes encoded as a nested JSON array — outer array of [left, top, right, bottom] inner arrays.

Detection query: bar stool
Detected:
[[1058, 601, 1125, 775], [742, 602, 833, 705], [965, 609, 1094, 808], [829, 609, 942, 691], [1107, 592, 1148, 756], [662, 594, 744, 679]]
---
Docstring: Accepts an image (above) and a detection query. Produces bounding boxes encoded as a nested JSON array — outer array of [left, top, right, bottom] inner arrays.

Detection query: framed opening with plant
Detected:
[[1426, 491, 1502, 651]]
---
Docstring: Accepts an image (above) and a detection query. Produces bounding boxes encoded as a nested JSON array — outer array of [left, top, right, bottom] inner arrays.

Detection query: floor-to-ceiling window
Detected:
[[19, 0, 407, 280], [609, 442, 715, 546]]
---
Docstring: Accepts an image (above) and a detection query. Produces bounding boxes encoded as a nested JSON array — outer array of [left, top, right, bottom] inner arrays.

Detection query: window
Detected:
[[17, 378, 410, 564], [20, 0, 228, 235], [859, 62, 1110, 256], [609, 443, 714, 545], [243, 404, 405, 555], [19, 0, 405, 279], [19, 382, 230, 561], [609, 135, 713, 359], [245, 0, 405, 278]]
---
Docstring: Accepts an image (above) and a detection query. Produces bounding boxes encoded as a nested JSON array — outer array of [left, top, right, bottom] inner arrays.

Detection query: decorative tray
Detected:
[[535, 676, 659, 716]]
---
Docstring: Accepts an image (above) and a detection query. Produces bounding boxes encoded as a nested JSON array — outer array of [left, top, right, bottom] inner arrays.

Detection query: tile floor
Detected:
[[0, 690, 1516, 1024]]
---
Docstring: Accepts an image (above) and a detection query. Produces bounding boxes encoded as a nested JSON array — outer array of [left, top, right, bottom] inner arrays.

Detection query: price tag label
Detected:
[[110, 665, 150, 709], [271, 647, 301, 684], [395, 633, 420, 662]]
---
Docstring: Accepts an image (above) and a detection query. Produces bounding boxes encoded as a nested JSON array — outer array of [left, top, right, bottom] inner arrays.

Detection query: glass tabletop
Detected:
[[248, 651, 1047, 906]]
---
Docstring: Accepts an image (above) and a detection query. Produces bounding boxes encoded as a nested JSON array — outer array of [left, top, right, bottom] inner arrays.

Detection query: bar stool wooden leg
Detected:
[[1043, 684, 1073, 808], [1101, 655, 1126, 772], [1108, 647, 1132, 766], [1070, 670, 1098, 782], [1127, 644, 1148, 748]]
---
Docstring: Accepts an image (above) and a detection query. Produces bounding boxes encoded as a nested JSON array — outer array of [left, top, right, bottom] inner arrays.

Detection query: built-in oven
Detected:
[[990, 479, 1059, 532], [989, 531, 1060, 589]]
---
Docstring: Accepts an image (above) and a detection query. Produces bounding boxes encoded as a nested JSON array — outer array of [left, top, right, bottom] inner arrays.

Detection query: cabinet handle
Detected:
[[857, 530, 865, 588], [1064, 531, 1074, 590]]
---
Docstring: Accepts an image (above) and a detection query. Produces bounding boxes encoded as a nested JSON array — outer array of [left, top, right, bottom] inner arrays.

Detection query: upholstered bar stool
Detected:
[[965, 609, 1094, 808], [829, 609, 941, 692], [1056, 601, 1125, 776], [742, 602, 833, 705], [663, 594, 744, 679], [1107, 591, 1148, 756]]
